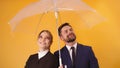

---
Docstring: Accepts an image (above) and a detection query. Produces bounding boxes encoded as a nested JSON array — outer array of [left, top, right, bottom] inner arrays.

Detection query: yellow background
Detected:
[[0, 0, 120, 68]]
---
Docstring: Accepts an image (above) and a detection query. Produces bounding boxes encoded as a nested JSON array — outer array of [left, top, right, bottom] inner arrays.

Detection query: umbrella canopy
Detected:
[[9, 0, 105, 31]]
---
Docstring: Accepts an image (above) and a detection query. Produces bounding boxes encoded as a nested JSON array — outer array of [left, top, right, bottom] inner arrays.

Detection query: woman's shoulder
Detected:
[[28, 53, 38, 59]]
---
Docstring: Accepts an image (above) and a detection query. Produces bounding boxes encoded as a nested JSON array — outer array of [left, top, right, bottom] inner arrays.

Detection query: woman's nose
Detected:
[[41, 38, 45, 42]]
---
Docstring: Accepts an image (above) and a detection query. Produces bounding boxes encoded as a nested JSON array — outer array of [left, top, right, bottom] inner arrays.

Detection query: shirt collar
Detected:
[[66, 42, 77, 51], [38, 50, 49, 59]]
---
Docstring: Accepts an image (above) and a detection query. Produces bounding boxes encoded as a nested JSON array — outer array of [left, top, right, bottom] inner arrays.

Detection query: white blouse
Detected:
[[38, 50, 49, 59]]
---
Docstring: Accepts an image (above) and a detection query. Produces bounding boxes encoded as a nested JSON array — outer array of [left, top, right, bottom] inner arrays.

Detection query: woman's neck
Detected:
[[39, 48, 49, 52]]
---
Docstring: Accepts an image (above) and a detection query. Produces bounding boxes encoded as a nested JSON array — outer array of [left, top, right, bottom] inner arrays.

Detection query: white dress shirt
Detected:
[[66, 43, 77, 61]]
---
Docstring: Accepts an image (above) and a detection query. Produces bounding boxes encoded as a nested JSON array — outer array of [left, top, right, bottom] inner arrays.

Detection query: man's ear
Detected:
[[60, 35, 63, 41]]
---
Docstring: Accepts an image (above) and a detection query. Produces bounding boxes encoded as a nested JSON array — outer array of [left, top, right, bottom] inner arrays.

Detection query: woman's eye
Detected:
[[39, 36, 42, 38], [46, 37, 50, 40]]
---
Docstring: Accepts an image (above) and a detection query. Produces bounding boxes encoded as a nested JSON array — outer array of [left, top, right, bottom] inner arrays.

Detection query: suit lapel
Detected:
[[62, 46, 72, 67], [75, 43, 84, 67], [76, 43, 83, 57]]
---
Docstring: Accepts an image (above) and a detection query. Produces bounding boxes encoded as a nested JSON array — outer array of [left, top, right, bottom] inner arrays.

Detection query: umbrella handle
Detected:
[[59, 57, 62, 66]]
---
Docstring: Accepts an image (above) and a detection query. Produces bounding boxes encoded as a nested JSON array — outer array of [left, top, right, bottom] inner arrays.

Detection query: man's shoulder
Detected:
[[77, 43, 92, 49], [54, 46, 66, 54]]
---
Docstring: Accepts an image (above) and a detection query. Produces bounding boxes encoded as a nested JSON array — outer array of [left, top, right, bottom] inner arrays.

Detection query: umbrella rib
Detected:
[[35, 13, 45, 35]]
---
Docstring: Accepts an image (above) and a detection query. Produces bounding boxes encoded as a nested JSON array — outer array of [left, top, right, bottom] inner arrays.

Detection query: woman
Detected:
[[25, 30, 58, 68]]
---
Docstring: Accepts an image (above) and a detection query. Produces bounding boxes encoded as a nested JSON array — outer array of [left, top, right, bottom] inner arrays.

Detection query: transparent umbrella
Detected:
[[9, 0, 105, 31], [9, 0, 105, 67]]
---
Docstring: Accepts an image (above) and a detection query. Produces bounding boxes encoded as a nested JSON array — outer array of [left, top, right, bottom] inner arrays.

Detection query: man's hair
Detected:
[[58, 23, 72, 36]]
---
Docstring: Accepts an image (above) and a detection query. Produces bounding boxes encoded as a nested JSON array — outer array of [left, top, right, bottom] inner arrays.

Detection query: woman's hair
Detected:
[[38, 30, 53, 45]]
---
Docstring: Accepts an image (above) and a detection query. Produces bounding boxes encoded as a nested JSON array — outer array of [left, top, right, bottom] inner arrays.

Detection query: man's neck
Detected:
[[66, 41, 76, 46]]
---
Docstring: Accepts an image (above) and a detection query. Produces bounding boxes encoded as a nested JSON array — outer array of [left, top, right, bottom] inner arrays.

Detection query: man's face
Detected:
[[60, 25, 76, 43]]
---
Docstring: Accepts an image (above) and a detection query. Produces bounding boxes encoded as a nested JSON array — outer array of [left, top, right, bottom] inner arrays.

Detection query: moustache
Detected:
[[68, 33, 75, 36]]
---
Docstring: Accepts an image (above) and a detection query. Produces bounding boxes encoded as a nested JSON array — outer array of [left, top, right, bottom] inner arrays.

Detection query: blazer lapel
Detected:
[[76, 43, 83, 57], [75, 43, 85, 67], [62, 46, 72, 67]]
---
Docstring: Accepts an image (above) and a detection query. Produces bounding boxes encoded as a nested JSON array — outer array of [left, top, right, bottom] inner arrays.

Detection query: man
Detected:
[[54, 23, 99, 68]]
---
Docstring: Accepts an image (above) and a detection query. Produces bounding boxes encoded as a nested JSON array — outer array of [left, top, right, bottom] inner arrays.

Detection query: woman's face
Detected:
[[37, 31, 51, 50]]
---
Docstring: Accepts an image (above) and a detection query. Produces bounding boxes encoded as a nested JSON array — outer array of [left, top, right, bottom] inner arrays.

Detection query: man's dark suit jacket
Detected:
[[54, 43, 99, 68], [25, 51, 58, 68]]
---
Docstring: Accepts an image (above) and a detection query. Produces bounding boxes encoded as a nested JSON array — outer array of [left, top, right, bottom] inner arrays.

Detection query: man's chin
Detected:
[[67, 38, 76, 43]]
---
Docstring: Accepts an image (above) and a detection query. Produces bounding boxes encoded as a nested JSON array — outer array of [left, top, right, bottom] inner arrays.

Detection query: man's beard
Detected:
[[66, 33, 76, 43]]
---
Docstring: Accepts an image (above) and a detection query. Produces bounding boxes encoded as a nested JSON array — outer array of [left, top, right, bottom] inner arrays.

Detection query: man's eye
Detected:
[[70, 28, 73, 31], [65, 30, 68, 33]]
